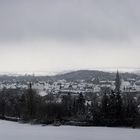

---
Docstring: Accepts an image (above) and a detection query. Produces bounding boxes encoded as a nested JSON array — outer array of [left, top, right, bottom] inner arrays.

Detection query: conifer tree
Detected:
[[114, 71, 123, 121]]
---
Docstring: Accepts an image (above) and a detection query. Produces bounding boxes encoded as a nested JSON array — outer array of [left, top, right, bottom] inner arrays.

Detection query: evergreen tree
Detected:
[[62, 93, 72, 117], [91, 99, 101, 125], [72, 97, 78, 117], [114, 71, 122, 120], [0, 90, 6, 118], [115, 71, 121, 93], [21, 83, 39, 120], [123, 93, 138, 127], [77, 93, 85, 117], [104, 71, 123, 125], [101, 88, 110, 119]]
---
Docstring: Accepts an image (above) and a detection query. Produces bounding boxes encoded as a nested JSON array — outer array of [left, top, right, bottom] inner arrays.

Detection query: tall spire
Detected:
[[115, 70, 121, 93], [29, 82, 32, 90]]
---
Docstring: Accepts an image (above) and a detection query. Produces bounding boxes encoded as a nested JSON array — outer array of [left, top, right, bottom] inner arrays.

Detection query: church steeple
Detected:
[[29, 82, 32, 89], [115, 70, 121, 93]]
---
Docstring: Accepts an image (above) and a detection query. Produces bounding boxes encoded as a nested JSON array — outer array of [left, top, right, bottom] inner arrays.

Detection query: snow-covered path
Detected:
[[0, 120, 140, 140]]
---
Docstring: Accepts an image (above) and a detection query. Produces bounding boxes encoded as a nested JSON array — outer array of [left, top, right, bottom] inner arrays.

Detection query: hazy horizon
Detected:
[[0, 67, 139, 76], [0, 0, 140, 73]]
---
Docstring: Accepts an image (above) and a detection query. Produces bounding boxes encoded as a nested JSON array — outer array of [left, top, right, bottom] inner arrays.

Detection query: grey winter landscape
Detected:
[[1, 0, 140, 140]]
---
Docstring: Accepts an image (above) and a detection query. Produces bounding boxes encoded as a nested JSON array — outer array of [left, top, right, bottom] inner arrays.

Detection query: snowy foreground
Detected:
[[0, 120, 140, 140]]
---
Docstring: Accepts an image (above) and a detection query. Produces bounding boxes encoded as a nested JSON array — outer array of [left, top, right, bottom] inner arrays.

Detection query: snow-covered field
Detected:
[[0, 120, 140, 140]]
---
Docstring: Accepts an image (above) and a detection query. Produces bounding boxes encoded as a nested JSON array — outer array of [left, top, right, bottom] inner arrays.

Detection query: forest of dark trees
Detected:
[[0, 72, 140, 127]]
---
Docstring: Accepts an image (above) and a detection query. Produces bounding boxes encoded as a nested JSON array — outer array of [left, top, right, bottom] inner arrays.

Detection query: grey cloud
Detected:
[[0, 0, 140, 42]]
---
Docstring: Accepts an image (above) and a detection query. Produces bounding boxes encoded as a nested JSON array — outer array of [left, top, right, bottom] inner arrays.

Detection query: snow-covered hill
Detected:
[[0, 120, 140, 140]]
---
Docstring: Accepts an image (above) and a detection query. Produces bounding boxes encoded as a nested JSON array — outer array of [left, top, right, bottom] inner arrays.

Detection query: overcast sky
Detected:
[[0, 0, 140, 74]]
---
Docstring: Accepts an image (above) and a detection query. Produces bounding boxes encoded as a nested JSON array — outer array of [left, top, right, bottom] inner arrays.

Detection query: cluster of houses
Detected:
[[0, 78, 140, 97]]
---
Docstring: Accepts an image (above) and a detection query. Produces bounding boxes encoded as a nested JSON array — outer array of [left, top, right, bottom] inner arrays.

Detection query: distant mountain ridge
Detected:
[[51, 70, 139, 81], [0, 70, 139, 82]]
